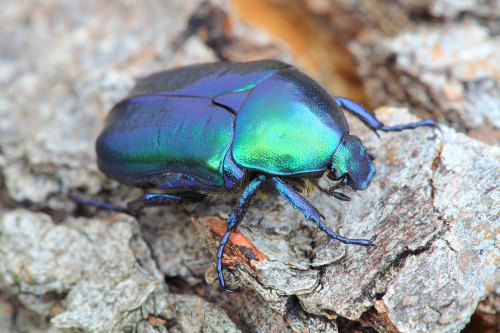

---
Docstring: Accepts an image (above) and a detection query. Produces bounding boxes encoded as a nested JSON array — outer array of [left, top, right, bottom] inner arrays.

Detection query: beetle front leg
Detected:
[[270, 177, 375, 246], [217, 174, 267, 292], [334, 96, 440, 137]]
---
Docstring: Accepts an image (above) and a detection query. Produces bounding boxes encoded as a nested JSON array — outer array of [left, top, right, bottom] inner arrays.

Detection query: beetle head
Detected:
[[329, 135, 375, 199]]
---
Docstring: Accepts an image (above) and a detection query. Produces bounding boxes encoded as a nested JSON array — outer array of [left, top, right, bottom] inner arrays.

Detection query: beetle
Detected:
[[88, 60, 439, 292]]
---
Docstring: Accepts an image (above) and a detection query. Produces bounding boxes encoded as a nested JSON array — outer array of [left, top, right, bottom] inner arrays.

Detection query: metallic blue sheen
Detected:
[[92, 60, 440, 292], [331, 135, 376, 190], [334, 97, 441, 136], [130, 61, 287, 97], [213, 90, 251, 114], [96, 60, 291, 191], [97, 95, 234, 189]]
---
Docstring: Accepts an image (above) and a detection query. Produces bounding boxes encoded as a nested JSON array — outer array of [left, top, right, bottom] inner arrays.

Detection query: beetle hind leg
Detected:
[[271, 177, 375, 246], [71, 192, 204, 216], [217, 174, 267, 292], [334, 96, 440, 137], [125, 192, 205, 215], [70, 194, 129, 213]]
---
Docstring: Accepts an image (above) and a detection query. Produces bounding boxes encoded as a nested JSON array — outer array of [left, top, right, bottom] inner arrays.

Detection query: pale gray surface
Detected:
[[302, 0, 500, 145], [351, 21, 500, 134], [203, 108, 497, 333], [0, 211, 241, 332], [0, 0, 291, 332], [304, 0, 500, 35], [397, 0, 500, 19], [0, 0, 498, 332]]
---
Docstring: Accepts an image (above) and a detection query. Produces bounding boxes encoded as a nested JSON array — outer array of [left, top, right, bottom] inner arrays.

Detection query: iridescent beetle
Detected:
[[91, 60, 439, 291]]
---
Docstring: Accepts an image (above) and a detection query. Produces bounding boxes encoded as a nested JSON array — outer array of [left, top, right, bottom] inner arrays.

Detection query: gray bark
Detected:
[[0, 0, 498, 332]]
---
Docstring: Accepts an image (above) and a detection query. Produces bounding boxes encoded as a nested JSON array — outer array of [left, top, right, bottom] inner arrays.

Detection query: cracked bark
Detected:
[[0, 0, 498, 332]]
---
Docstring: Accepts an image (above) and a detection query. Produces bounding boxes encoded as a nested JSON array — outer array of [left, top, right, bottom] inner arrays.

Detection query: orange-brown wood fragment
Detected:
[[201, 216, 269, 271]]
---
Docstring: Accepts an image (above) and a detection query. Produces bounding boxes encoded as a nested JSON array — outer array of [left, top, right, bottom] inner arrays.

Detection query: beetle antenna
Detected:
[[328, 177, 351, 201], [329, 186, 351, 201]]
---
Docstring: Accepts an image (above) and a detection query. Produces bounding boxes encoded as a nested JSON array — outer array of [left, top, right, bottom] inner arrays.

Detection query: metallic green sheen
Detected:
[[232, 68, 348, 175], [96, 95, 234, 187], [97, 60, 291, 190]]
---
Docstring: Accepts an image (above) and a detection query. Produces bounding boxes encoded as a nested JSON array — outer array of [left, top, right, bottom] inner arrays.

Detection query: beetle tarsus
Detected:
[[217, 227, 239, 293], [379, 119, 441, 133], [319, 223, 376, 246], [71, 192, 204, 216], [70, 193, 129, 214], [271, 176, 373, 245], [334, 96, 440, 135]]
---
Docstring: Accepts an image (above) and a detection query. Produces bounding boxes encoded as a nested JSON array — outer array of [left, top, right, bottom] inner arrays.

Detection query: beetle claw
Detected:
[[218, 269, 239, 293]]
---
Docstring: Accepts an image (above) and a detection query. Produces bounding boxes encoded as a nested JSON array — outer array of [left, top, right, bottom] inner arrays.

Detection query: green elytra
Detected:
[[97, 60, 352, 189]]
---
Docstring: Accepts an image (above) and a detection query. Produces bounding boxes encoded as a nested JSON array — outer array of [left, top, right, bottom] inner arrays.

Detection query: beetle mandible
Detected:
[[91, 60, 439, 292]]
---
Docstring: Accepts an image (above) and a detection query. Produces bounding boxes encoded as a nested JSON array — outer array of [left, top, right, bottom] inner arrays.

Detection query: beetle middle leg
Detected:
[[334, 96, 440, 137], [270, 177, 375, 246], [217, 174, 267, 292]]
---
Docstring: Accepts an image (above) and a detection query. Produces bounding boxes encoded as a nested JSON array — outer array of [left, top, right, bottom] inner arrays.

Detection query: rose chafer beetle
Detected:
[[90, 60, 439, 292]]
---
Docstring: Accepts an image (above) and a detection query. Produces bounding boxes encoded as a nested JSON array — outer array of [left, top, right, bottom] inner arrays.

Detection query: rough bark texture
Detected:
[[350, 21, 500, 145], [300, 0, 500, 144], [0, 0, 498, 332]]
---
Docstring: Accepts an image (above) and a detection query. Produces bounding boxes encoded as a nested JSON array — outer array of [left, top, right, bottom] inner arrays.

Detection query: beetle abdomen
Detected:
[[232, 68, 348, 175], [96, 94, 234, 188]]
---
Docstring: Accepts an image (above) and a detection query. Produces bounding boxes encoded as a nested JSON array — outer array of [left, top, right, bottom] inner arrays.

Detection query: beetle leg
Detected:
[[71, 192, 204, 216], [271, 177, 375, 246], [126, 192, 204, 215], [217, 174, 267, 292], [334, 96, 440, 137], [70, 194, 129, 213]]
